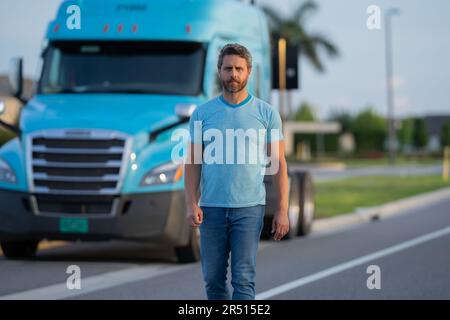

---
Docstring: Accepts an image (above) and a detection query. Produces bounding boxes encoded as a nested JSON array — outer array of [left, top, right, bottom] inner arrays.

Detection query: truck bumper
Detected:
[[0, 188, 190, 246]]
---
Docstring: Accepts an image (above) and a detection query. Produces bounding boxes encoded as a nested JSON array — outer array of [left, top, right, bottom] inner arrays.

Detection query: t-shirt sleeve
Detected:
[[188, 108, 203, 144], [267, 107, 284, 143]]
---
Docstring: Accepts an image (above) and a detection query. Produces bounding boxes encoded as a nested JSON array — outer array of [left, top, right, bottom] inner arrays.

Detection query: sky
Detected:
[[0, 0, 449, 120]]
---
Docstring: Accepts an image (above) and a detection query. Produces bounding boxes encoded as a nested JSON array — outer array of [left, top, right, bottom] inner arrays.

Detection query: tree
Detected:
[[412, 118, 428, 150], [295, 102, 316, 121], [351, 107, 387, 153], [263, 1, 339, 72], [328, 109, 353, 133], [440, 122, 450, 148]]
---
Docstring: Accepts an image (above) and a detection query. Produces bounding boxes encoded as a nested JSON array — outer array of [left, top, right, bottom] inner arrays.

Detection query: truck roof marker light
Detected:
[[132, 24, 138, 33], [173, 165, 184, 182], [185, 24, 191, 33], [117, 23, 124, 33], [103, 24, 110, 33], [53, 24, 60, 32]]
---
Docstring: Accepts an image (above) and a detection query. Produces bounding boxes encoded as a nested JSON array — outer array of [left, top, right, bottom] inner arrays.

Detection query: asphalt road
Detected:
[[1, 187, 449, 300], [291, 164, 442, 182]]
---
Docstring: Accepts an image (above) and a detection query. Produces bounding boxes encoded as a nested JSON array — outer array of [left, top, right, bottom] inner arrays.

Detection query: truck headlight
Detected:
[[0, 158, 17, 184], [140, 161, 183, 186]]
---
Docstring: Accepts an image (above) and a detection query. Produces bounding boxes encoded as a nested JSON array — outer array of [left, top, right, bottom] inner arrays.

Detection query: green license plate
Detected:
[[59, 217, 89, 234]]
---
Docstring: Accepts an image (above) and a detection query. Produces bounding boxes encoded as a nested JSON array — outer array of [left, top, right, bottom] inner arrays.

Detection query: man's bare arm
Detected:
[[268, 140, 289, 240], [184, 142, 203, 227]]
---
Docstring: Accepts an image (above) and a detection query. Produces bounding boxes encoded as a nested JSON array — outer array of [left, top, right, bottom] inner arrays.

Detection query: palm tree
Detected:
[[263, 0, 339, 72]]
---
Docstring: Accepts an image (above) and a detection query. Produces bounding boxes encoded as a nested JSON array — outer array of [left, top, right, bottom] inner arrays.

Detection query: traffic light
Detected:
[[271, 40, 299, 90]]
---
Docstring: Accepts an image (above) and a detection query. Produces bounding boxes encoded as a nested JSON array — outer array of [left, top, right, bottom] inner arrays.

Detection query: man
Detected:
[[184, 43, 289, 300]]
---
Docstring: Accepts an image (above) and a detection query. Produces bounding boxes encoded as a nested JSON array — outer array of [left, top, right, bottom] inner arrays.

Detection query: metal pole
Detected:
[[287, 90, 292, 120], [385, 8, 399, 165], [316, 132, 324, 159], [278, 38, 287, 121]]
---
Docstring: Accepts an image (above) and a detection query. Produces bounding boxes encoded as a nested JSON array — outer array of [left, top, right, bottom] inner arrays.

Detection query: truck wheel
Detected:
[[285, 173, 301, 239], [261, 216, 272, 240], [297, 171, 315, 236], [174, 227, 200, 263], [1, 240, 39, 259], [261, 173, 301, 240], [260, 173, 302, 240]]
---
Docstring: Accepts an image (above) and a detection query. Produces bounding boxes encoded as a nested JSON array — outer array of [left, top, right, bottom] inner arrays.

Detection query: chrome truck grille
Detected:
[[26, 129, 132, 217]]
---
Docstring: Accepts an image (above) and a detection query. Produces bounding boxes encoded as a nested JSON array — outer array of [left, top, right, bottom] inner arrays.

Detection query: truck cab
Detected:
[[0, 0, 314, 262]]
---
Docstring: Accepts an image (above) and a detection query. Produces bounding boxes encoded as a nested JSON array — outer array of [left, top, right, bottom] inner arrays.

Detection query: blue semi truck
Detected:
[[0, 0, 314, 262]]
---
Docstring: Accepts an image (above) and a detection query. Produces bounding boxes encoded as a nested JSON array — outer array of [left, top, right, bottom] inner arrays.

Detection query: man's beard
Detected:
[[221, 77, 248, 94]]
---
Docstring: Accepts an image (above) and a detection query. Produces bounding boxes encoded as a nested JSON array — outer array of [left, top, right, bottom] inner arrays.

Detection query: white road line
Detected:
[[256, 225, 450, 300], [0, 263, 190, 300]]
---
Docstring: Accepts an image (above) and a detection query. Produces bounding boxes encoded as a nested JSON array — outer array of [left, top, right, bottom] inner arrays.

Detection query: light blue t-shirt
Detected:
[[188, 94, 284, 208]]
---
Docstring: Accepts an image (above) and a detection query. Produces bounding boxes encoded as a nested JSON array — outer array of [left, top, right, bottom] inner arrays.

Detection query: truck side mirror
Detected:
[[8, 57, 24, 99], [175, 103, 197, 119]]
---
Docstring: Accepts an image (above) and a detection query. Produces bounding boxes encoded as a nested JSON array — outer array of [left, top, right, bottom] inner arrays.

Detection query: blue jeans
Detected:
[[199, 205, 265, 300]]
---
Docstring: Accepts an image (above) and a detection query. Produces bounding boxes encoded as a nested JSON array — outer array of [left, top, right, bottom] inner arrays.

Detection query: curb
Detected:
[[312, 186, 450, 233], [312, 162, 347, 170]]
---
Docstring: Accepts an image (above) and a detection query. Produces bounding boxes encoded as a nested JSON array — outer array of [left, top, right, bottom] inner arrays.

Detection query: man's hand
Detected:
[[187, 204, 203, 227], [271, 210, 289, 241]]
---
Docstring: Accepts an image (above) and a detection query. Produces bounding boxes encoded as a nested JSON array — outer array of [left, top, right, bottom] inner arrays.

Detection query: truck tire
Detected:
[[285, 173, 301, 239], [174, 227, 200, 263], [261, 172, 302, 240], [297, 171, 315, 236], [1, 240, 39, 259]]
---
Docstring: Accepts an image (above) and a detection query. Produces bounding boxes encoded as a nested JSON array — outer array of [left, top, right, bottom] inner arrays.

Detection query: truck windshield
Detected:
[[38, 41, 205, 96]]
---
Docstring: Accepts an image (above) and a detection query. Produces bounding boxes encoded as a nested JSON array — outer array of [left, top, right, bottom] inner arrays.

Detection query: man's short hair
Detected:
[[217, 43, 252, 71]]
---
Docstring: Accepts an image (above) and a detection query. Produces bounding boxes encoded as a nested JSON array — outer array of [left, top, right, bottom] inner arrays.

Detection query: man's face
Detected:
[[219, 55, 251, 94]]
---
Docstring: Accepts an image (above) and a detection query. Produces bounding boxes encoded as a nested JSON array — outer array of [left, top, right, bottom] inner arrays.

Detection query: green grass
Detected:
[[314, 175, 450, 219]]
